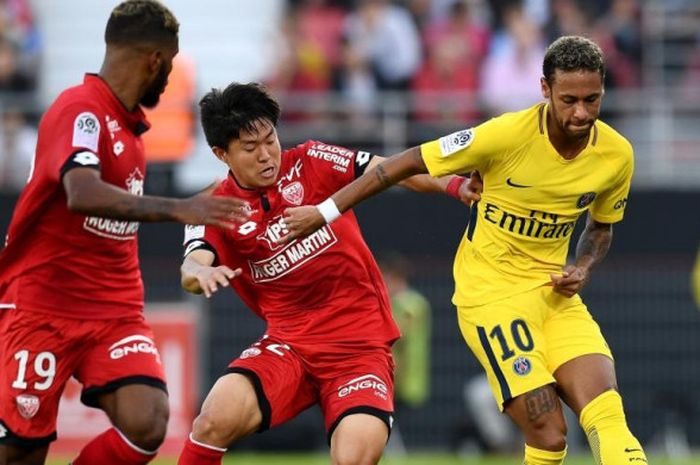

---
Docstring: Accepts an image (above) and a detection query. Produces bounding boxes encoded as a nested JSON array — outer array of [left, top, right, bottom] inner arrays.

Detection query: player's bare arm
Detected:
[[181, 248, 242, 298], [367, 156, 482, 205], [282, 147, 429, 241], [550, 216, 613, 297], [63, 167, 251, 229]]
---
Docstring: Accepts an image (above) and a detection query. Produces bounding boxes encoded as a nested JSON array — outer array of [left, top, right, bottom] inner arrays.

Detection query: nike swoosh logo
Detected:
[[506, 178, 532, 188], [624, 448, 643, 453]]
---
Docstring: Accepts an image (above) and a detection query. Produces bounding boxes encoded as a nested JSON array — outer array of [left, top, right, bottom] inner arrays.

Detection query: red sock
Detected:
[[177, 434, 226, 465], [72, 428, 157, 465]]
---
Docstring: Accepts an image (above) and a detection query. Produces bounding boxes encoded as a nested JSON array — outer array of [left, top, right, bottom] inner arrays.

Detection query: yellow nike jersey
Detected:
[[421, 103, 633, 307]]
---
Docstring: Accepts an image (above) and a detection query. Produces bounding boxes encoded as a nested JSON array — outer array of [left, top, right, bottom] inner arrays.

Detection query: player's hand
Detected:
[[550, 265, 589, 298], [459, 171, 483, 206], [279, 205, 326, 244], [193, 265, 242, 298], [177, 191, 251, 230]]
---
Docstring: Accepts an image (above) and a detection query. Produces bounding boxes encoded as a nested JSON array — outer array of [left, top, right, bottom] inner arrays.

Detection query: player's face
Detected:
[[220, 119, 282, 189], [541, 69, 604, 140], [140, 43, 178, 108]]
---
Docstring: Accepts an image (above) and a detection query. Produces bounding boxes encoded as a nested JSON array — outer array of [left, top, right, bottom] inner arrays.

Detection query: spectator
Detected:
[[479, 5, 545, 115], [0, 107, 36, 193], [0, 34, 33, 93], [0, 0, 40, 84], [591, 0, 642, 88], [412, 38, 481, 123], [343, 0, 422, 91], [269, 0, 347, 121]]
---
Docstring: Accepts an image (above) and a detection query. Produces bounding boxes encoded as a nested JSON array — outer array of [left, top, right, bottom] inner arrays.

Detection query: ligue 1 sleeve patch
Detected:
[[72, 112, 101, 152], [439, 129, 474, 157]]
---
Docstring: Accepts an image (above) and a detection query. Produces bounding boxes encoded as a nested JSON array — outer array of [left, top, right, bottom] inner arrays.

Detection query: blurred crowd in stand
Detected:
[[266, 0, 700, 127], [2, 0, 700, 193], [0, 0, 40, 193]]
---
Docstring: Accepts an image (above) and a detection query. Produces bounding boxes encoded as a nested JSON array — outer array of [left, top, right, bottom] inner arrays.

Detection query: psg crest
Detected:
[[512, 356, 532, 376]]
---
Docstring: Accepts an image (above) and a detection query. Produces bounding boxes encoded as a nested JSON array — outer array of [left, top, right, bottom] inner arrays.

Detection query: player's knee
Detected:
[[331, 444, 383, 465], [119, 399, 169, 451], [330, 415, 387, 465], [525, 418, 567, 452], [191, 410, 252, 447]]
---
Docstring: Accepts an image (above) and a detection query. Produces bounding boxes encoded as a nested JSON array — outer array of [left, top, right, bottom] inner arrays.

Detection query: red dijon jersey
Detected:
[[0, 74, 150, 319], [184, 141, 400, 348]]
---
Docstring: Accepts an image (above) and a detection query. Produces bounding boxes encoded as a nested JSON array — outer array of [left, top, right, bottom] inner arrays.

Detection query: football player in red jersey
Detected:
[[0, 2, 249, 465], [176, 82, 480, 465]]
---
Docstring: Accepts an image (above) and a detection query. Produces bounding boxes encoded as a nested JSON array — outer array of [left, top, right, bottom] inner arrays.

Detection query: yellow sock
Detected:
[[579, 390, 648, 465], [523, 444, 567, 465]]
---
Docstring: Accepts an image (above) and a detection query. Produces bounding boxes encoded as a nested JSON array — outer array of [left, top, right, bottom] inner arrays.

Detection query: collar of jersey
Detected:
[[83, 73, 151, 135]]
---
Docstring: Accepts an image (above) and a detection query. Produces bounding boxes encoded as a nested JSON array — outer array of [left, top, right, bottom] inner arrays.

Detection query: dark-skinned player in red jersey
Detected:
[[177, 82, 481, 465], [0, 2, 249, 465]]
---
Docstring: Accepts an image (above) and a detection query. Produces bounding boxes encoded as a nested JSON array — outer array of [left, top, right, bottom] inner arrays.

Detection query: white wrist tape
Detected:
[[316, 198, 342, 224]]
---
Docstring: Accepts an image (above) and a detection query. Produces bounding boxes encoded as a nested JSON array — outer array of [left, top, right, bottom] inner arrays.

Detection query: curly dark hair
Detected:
[[105, 0, 179, 46], [199, 83, 281, 149], [543, 36, 605, 84]]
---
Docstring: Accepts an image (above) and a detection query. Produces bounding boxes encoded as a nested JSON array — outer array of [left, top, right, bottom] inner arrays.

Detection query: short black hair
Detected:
[[199, 83, 281, 149], [543, 36, 605, 83], [105, 0, 179, 47]]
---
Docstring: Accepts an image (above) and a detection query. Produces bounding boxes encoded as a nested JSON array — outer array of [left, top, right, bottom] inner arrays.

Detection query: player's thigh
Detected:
[[0, 443, 49, 465], [330, 414, 387, 465], [317, 346, 394, 444], [228, 336, 317, 432], [0, 310, 83, 446], [456, 293, 553, 411]]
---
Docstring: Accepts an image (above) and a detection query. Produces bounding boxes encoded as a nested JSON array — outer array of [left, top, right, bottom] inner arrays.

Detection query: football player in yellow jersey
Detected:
[[282, 36, 647, 465]]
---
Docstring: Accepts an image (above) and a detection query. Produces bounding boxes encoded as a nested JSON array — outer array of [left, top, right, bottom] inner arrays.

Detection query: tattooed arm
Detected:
[[334, 147, 428, 211], [281, 147, 429, 242], [550, 215, 613, 297]]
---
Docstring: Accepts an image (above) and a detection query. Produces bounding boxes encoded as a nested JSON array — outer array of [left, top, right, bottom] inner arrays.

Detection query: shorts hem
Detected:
[[327, 406, 393, 445], [0, 419, 57, 447], [81, 375, 167, 408], [227, 367, 271, 433]]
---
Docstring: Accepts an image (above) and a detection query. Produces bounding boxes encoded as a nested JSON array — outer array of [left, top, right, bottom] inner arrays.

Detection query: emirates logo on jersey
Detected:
[[16, 394, 40, 419], [281, 181, 304, 206]]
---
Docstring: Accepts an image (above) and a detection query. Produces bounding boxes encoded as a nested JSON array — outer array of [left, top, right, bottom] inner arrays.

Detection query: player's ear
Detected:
[[147, 49, 162, 74], [540, 76, 550, 99], [212, 146, 227, 163]]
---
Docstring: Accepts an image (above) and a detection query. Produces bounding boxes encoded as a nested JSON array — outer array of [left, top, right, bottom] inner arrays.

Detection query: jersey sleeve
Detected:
[[48, 105, 107, 182], [589, 149, 634, 224], [301, 140, 375, 194], [183, 224, 225, 265], [419, 114, 515, 177]]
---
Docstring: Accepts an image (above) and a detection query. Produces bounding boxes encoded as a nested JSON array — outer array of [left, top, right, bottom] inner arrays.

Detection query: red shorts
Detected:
[[0, 309, 166, 446], [229, 335, 395, 441]]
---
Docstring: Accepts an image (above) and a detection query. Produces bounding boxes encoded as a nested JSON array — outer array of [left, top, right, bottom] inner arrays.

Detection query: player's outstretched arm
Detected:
[[63, 168, 250, 229], [181, 249, 241, 298], [550, 215, 613, 297], [366, 156, 482, 206], [282, 146, 427, 241]]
